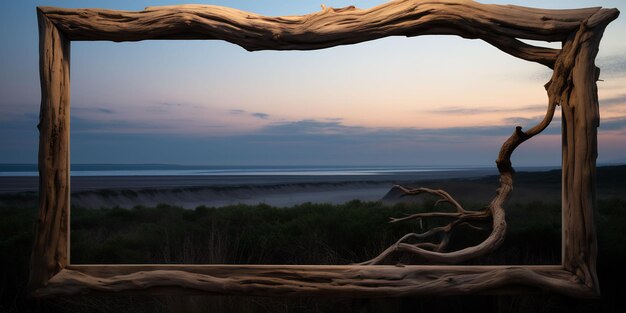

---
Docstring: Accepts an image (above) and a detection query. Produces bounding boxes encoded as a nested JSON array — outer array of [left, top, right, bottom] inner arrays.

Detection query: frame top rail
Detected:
[[37, 1, 617, 68]]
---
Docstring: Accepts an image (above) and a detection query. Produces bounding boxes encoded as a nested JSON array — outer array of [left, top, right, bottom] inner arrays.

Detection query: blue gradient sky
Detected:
[[1, 0, 625, 166]]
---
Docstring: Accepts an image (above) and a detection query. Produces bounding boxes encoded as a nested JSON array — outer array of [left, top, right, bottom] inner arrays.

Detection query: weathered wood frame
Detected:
[[30, 0, 619, 298]]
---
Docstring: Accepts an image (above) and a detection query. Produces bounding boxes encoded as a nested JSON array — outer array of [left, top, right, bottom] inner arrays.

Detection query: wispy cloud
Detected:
[[144, 102, 185, 113], [260, 120, 364, 136], [73, 107, 115, 114], [600, 116, 626, 131], [96, 108, 114, 114], [425, 104, 546, 115], [12, 112, 620, 165], [324, 117, 344, 122], [600, 94, 626, 108], [424, 94, 625, 117], [251, 118, 563, 143], [251, 112, 270, 120], [229, 108, 271, 120], [70, 114, 227, 134], [527, 53, 626, 82], [0, 112, 38, 130], [229, 109, 245, 115], [502, 115, 562, 125], [158, 102, 184, 107], [598, 54, 626, 78]]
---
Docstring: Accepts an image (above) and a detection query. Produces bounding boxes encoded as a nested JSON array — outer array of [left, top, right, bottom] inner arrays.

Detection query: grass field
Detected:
[[1, 197, 625, 312]]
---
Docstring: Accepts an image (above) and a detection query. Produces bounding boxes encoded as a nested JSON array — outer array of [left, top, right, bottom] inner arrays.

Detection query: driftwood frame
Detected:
[[30, 0, 618, 298]]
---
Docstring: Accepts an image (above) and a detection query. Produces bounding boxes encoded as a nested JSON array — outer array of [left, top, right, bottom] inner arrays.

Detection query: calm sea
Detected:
[[0, 164, 489, 177]]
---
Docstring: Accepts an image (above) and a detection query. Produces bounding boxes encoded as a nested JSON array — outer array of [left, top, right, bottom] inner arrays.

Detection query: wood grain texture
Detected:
[[28, 10, 71, 292], [36, 0, 609, 68], [30, 0, 620, 298], [557, 8, 619, 294], [32, 265, 595, 298]]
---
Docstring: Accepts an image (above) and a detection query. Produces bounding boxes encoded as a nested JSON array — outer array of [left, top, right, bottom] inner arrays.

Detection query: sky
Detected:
[[0, 0, 625, 167]]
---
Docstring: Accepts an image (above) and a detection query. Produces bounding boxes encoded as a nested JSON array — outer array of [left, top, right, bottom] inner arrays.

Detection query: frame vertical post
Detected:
[[28, 9, 71, 292], [561, 11, 617, 295]]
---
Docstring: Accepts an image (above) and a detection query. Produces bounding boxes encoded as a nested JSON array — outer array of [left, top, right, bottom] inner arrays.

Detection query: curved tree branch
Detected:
[[361, 93, 558, 265]]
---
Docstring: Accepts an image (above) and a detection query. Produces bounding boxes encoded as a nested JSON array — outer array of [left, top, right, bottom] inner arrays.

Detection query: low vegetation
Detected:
[[1, 199, 624, 312]]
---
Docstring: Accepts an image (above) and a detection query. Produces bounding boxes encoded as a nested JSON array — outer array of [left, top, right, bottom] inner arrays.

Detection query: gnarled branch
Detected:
[[361, 82, 559, 265], [360, 10, 618, 265]]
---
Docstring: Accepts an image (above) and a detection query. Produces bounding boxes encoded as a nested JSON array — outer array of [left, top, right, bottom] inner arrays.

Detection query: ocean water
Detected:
[[0, 164, 484, 177], [0, 164, 506, 206]]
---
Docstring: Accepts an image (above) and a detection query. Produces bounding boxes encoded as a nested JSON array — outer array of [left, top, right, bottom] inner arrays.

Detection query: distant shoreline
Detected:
[[0, 167, 505, 193], [0, 164, 558, 177], [1, 165, 624, 209]]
